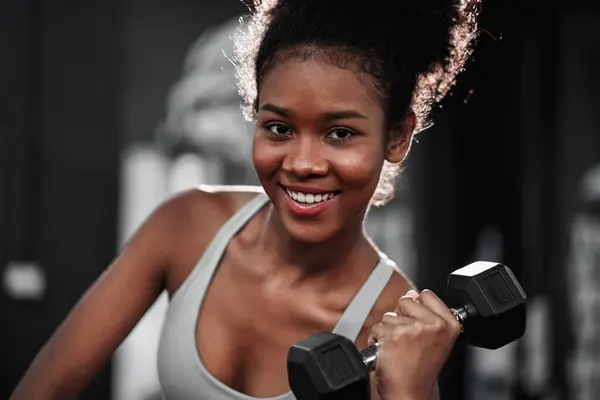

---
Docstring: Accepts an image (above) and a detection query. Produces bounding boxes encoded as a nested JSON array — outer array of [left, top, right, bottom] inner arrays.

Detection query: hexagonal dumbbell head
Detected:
[[447, 261, 527, 349], [287, 331, 370, 400]]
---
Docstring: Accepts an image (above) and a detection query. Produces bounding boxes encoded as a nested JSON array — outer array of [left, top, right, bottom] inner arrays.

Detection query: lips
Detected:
[[278, 184, 340, 218], [284, 188, 337, 204]]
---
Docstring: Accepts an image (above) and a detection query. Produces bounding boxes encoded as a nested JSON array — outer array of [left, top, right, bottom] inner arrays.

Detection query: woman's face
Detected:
[[252, 56, 407, 243]]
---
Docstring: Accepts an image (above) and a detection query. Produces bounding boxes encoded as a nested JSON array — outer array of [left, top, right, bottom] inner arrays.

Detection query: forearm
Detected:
[[379, 381, 440, 400], [11, 370, 77, 400], [11, 367, 80, 400], [11, 382, 74, 400], [10, 345, 87, 400]]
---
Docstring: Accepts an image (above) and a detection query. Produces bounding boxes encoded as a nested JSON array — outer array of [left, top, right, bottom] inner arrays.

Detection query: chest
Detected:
[[195, 259, 361, 398]]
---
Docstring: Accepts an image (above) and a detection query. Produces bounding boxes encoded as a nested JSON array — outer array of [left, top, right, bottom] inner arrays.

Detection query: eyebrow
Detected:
[[259, 103, 368, 120]]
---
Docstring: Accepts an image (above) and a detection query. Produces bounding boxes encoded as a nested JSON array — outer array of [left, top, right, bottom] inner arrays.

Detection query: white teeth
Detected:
[[285, 188, 337, 204]]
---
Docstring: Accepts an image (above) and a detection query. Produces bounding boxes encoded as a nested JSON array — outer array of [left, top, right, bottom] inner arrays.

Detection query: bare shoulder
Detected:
[[163, 184, 267, 293], [157, 184, 264, 225], [191, 184, 265, 209], [197, 184, 265, 196]]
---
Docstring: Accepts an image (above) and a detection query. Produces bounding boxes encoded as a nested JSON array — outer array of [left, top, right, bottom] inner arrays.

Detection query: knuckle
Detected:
[[390, 326, 407, 342], [391, 322, 422, 342], [370, 321, 386, 339], [431, 319, 446, 333], [370, 322, 380, 336], [411, 321, 426, 335]]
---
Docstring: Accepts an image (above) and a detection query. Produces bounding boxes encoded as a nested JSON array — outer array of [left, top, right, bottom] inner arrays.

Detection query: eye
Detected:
[[326, 128, 355, 142], [263, 122, 293, 139]]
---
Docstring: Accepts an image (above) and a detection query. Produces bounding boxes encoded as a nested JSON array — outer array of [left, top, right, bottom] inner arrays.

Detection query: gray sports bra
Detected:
[[157, 194, 399, 399]]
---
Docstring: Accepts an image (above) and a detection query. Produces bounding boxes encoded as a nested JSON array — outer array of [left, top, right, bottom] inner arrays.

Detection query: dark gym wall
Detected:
[[411, 2, 600, 399], [0, 0, 123, 398], [0, 0, 245, 398]]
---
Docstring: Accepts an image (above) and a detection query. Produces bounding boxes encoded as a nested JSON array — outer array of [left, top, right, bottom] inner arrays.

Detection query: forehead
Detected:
[[258, 58, 383, 118]]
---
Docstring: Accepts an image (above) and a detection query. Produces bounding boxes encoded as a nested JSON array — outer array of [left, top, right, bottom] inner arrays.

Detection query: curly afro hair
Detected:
[[233, 0, 480, 205]]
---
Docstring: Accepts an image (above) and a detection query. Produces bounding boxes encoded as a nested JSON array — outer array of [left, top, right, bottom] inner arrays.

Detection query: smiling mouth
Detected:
[[278, 184, 340, 206]]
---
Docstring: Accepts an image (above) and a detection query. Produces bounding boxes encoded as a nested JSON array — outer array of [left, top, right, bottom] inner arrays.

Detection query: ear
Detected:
[[385, 110, 416, 164]]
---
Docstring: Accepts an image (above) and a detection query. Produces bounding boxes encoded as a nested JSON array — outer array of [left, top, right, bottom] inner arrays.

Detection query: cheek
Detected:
[[252, 132, 281, 177], [332, 146, 385, 190]]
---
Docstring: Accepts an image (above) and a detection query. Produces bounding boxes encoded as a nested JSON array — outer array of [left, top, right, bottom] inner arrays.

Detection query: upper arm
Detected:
[[11, 190, 196, 399]]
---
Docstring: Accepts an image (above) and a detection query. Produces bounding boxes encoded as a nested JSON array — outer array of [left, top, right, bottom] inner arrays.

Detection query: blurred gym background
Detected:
[[1, 0, 599, 399]]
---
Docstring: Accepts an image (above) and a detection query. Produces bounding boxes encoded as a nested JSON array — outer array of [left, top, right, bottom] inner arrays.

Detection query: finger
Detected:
[[393, 295, 438, 323], [419, 289, 463, 333], [380, 312, 414, 326], [368, 320, 388, 345], [404, 289, 420, 301], [368, 314, 413, 345]]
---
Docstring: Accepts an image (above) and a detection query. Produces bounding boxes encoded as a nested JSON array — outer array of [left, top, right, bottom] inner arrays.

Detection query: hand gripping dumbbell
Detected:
[[287, 261, 527, 400]]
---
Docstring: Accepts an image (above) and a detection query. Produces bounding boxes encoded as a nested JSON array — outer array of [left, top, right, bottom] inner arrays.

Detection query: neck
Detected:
[[256, 205, 378, 283]]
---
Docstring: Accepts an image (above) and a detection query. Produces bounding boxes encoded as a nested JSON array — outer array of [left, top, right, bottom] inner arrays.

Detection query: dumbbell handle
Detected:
[[361, 304, 476, 372]]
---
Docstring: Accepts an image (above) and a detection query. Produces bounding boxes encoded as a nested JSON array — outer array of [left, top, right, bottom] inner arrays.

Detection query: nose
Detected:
[[281, 135, 328, 178]]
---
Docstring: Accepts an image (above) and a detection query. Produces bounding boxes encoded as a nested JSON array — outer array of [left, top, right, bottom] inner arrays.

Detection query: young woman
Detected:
[[11, 0, 480, 399]]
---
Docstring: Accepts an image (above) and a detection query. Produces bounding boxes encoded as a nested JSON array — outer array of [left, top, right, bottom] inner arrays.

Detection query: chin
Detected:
[[267, 184, 344, 244], [280, 217, 340, 244]]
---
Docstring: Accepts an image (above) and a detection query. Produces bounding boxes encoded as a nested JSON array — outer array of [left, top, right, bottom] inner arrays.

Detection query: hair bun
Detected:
[[251, 0, 477, 76], [236, 0, 480, 131]]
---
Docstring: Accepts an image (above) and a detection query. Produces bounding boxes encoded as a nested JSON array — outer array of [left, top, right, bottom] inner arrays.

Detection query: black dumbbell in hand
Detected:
[[287, 261, 527, 400]]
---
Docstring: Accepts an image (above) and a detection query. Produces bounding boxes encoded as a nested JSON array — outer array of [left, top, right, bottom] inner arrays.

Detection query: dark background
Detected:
[[1, 0, 599, 399]]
